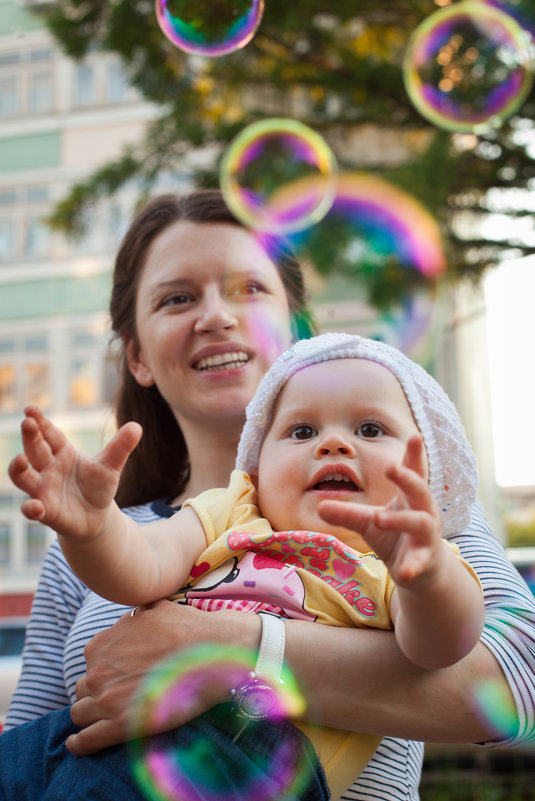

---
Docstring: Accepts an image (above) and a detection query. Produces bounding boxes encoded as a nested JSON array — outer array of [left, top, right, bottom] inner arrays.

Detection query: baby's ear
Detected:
[[249, 471, 259, 490]]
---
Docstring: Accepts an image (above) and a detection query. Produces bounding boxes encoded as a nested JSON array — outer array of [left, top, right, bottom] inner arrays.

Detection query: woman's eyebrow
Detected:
[[224, 267, 267, 280], [149, 278, 191, 295]]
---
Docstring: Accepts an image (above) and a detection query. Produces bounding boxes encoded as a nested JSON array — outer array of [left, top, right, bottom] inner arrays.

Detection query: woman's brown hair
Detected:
[[109, 189, 317, 507]]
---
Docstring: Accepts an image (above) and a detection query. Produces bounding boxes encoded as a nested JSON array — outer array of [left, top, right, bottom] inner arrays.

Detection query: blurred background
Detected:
[[0, 0, 534, 795]]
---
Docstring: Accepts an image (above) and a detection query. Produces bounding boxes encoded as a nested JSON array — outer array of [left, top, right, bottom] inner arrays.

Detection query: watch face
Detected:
[[234, 681, 278, 720]]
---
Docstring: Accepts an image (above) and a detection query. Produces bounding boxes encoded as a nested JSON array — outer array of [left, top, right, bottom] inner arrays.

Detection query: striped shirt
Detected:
[[5, 501, 535, 801]]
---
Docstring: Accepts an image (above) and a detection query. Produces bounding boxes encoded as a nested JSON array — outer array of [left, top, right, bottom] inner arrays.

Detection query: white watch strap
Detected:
[[254, 612, 285, 685]]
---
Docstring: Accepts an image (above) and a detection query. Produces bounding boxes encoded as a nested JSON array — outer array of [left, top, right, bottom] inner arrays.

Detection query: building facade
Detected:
[[0, 0, 163, 614]]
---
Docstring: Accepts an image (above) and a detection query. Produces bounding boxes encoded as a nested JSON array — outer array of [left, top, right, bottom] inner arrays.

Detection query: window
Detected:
[[69, 356, 99, 407], [0, 524, 10, 565], [106, 59, 130, 103], [23, 363, 51, 408], [26, 522, 48, 564], [30, 49, 52, 63], [25, 216, 50, 258], [0, 48, 54, 118], [0, 333, 51, 413], [0, 74, 18, 117], [69, 328, 105, 408], [0, 219, 16, 261], [0, 365, 16, 412], [29, 70, 53, 114], [74, 62, 96, 107], [0, 323, 109, 415], [26, 186, 49, 203], [0, 191, 16, 206]]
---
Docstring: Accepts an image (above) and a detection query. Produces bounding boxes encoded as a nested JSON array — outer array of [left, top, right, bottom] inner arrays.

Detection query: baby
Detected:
[[10, 332, 484, 799]]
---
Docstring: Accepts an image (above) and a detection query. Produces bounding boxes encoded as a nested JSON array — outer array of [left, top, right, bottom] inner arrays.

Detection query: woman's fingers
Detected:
[[66, 719, 122, 757]]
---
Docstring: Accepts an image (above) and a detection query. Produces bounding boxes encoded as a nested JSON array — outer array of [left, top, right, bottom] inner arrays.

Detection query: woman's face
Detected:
[[126, 220, 294, 432]]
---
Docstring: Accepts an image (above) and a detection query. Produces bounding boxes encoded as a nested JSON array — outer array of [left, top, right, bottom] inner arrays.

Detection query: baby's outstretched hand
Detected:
[[8, 406, 142, 541], [318, 434, 444, 589]]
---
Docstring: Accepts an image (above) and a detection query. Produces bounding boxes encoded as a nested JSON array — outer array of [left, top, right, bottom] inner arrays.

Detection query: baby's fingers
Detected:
[[376, 508, 435, 541], [318, 499, 378, 533], [401, 434, 427, 478], [98, 422, 142, 474], [8, 452, 41, 495], [386, 462, 438, 516], [20, 497, 47, 522], [21, 406, 67, 470]]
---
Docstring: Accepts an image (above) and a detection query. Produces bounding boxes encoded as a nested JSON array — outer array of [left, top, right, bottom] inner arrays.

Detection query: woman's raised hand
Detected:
[[8, 405, 142, 542]]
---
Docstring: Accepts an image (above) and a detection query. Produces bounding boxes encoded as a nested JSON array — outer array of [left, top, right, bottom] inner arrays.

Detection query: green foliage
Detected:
[[506, 518, 535, 547], [38, 0, 535, 308]]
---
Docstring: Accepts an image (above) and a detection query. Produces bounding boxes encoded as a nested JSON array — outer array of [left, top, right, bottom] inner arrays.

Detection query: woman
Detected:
[[4, 190, 535, 801]]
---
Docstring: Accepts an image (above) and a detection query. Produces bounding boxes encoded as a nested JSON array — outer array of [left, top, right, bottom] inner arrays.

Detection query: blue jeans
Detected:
[[0, 705, 329, 801]]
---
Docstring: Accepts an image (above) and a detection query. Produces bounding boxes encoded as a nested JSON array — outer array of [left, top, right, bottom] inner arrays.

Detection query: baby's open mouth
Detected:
[[194, 351, 251, 371], [313, 473, 360, 491]]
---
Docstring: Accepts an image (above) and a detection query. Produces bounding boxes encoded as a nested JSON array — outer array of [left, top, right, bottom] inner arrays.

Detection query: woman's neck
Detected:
[[170, 418, 243, 506]]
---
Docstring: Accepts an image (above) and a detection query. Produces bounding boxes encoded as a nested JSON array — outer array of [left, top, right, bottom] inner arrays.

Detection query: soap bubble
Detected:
[[220, 118, 338, 234], [295, 172, 446, 279], [476, 0, 535, 40], [472, 678, 520, 739], [155, 0, 264, 57], [377, 293, 437, 357], [255, 172, 444, 353], [129, 642, 310, 801], [403, 1, 534, 132]]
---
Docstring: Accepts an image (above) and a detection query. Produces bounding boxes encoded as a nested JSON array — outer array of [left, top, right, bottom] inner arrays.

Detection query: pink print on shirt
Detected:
[[179, 530, 377, 619]]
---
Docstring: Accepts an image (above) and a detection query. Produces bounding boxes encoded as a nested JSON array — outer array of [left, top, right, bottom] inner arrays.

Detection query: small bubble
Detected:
[[403, 2, 534, 132], [155, 0, 264, 57], [220, 118, 338, 235]]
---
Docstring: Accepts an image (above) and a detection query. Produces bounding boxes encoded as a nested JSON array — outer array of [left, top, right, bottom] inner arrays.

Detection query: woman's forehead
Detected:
[[144, 220, 277, 274]]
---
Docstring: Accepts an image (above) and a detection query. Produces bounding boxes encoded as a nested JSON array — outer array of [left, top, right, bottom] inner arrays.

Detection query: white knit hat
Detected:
[[236, 332, 478, 537]]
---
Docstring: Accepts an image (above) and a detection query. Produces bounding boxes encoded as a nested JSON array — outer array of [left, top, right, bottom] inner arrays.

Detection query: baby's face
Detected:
[[253, 358, 427, 548]]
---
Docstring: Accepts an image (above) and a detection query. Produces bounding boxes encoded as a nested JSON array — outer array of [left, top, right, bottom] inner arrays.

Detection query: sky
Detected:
[[484, 255, 535, 487]]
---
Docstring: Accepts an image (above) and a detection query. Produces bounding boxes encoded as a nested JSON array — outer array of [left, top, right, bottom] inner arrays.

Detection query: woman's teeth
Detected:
[[195, 351, 250, 371]]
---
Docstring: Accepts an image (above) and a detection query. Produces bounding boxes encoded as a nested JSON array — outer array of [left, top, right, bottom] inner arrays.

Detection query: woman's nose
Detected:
[[315, 431, 355, 457], [194, 293, 238, 333]]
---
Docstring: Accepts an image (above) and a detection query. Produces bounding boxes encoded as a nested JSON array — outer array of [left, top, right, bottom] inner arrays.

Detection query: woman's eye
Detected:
[[290, 425, 317, 440], [161, 293, 193, 307], [357, 422, 384, 438], [228, 281, 265, 297]]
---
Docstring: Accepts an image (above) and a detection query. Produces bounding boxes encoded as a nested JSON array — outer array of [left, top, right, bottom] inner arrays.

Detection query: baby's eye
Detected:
[[290, 425, 317, 440], [356, 422, 384, 438]]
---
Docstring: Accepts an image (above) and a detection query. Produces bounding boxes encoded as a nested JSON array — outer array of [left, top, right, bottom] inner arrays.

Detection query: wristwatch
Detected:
[[230, 612, 286, 721]]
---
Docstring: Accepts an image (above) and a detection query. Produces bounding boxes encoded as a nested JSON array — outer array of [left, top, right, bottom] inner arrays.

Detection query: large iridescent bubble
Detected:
[[155, 0, 264, 57], [475, 0, 535, 40], [315, 172, 447, 279], [258, 172, 445, 355], [403, 1, 534, 132], [129, 642, 310, 801], [220, 118, 338, 235]]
